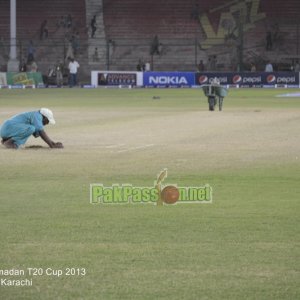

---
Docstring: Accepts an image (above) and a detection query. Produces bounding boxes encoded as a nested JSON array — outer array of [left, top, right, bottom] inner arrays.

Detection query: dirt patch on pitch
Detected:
[[53, 108, 300, 175]]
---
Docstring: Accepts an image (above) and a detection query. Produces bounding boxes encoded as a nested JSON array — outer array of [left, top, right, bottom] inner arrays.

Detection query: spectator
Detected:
[[30, 60, 38, 73], [108, 39, 116, 54], [136, 59, 145, 71], [57, 16, 65, 28], [265, 61, 273, 72], [294, 61, 300, 72], [68, 58, 80, 87], [56, 61, 64, 87], [266, 31, 272, 51], [40, 20, 48, 40], [272, 23, 279, 43], [197, 60, 205, 71], [0, 36, 5, 50], [158, 43, 163, 55], [150, 35, 159, 55], [27, 40, 35, 63], [66, 14, 72, 28], [250, 62, 256, 72], [71, 32, 80, 55], [91, 15, 97, 38], [20, 60, 27, 72], [190, 3, 200, 20], [93, 47, 99, 62], [211, 55, 217, 71], [145, 61, 151, 72], [207, 57, 212, 71], [65, 41, 74, 61], [207, 55, 217, 71]]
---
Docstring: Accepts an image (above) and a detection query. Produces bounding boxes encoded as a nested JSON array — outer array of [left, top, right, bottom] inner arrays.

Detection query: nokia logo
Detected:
[[149, 76, 188, 85]]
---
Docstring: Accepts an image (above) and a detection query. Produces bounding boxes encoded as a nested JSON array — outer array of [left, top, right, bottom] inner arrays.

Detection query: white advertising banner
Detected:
[[91, 71, 143, 87]]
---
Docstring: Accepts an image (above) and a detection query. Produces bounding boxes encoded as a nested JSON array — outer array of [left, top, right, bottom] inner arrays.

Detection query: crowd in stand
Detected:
[[12, 14, 85, 86], [193, 57, 299, 73], [1, 7, 298, 84], [5, 12, 103, 86]]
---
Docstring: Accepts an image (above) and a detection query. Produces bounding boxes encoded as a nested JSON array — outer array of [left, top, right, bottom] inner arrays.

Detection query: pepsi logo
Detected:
[[233, 75, 242, 84], [267, 74, 276, 83], [198, 75, 208, 84]]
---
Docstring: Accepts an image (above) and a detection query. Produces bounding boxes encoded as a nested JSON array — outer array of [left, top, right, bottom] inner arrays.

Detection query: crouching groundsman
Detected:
[[0, 108, 63, 149]]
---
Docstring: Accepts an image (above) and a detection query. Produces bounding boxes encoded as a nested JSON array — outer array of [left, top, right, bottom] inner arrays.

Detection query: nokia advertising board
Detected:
[[196, 72, 300, 87], [144, 72, 195, 87]]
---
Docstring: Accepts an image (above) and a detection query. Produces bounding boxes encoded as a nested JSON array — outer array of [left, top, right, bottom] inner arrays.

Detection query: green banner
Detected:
[[6, 72, 44, 85]]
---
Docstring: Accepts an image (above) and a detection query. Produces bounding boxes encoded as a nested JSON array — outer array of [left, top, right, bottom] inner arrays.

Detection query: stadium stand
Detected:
[[102, 0, 300, 72], [102, 0, 204, 71], [0, 0, 88, 76], [0, 0, 299, 77]]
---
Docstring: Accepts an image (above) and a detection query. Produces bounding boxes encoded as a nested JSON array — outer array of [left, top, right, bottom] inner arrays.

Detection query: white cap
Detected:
[[40, 108, 55, 125]]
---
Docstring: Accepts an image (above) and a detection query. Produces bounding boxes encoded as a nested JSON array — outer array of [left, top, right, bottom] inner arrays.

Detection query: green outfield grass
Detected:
[[0, 88, 299, 299]]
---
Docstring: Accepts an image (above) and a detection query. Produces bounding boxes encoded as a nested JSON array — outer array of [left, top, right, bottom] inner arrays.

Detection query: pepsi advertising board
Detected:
[[196, 72, 299, 87], [196, 73, 231, 85], [144, 72, 195, 87], [262, 72, 299, 86]]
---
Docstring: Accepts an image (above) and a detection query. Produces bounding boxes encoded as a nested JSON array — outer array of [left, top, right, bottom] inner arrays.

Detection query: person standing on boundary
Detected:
[[0, 109, 63, 149], [68, 58, 80, 87]]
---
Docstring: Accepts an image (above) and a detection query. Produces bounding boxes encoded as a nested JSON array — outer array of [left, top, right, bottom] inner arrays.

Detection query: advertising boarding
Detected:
[[143, 72, 195, 87], [195, 72, 299, 87]]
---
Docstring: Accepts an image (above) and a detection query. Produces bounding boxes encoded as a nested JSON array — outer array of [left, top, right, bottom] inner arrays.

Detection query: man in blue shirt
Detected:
[[0, 108, 63, 149]]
